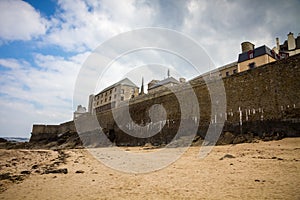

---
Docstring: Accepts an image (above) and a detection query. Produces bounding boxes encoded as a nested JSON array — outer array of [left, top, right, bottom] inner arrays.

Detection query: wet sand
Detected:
[[0, 138, 299, 200]]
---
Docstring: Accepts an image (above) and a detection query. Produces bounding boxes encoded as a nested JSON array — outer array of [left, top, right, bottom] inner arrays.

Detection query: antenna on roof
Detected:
[[167, 68, 170, 78]]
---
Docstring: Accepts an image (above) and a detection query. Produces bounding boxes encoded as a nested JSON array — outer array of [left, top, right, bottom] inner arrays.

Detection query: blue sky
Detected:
[[0, 0, 299, 137]]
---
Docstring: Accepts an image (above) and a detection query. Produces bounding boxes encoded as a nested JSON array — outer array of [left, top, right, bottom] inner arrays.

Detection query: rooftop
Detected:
[[148, 77, 179, 90], [96, 78, 138, 95], [238, 45, 277, 63]]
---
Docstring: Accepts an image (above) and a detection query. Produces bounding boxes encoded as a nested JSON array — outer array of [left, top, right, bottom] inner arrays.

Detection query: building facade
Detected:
[[92, 78, 139, 113], [148, 77, 184, 94], [73, 105, 87, 119], [199, 61, 238, 79], [238, 42, 278, 73], [273, 32, 300, 57]]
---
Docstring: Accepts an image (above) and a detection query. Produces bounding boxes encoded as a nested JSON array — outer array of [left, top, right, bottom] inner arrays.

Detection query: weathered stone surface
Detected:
[[30, 54, 300, 148]]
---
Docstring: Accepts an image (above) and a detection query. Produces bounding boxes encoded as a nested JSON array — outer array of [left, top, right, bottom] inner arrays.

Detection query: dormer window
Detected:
[[248, 50, 254, 59]]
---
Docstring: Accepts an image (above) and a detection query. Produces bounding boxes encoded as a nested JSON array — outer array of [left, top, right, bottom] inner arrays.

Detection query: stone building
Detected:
[[148, 77, 185, 93], [273, 32, 300, 57], [200, 61, 238, 79], [92, 78, 139, 113], [73, 105, 87, 119], [237, 42, 278, 73]]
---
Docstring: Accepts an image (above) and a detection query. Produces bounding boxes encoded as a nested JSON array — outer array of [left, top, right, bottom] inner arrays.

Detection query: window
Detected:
[[249, 62, 256, 69], [100, 100, 103, 104], [233, 69, 237, 74], [100, 94, 103, 98], [115, 88, 117, 92], [105, 98, 107, 102], [114, 94, 117, 99], [248, 50, 254, 59], [110, 90, 112, 94], [121, 96, 124, 101], [109, 96, 111, 101], [226, 71, 230, 77], [121, 89, 124, 94]]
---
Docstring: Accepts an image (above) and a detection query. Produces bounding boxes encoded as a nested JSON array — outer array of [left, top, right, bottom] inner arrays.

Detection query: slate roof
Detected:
[[148, 77, 179, 90], [97, 78, 138, 95], [238, 45, 277, 63]]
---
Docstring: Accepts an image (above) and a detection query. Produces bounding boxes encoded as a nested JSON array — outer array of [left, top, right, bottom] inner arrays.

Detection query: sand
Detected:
[[0, 138, 299, 200]]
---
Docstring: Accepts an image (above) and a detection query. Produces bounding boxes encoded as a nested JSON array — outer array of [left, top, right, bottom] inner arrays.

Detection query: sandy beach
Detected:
[[0, 138, 299, 200]]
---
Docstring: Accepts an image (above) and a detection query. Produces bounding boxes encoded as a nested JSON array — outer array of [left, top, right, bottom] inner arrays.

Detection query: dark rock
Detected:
[[0, 173, 11, 180], [0, 138, 7, 143], [217, 132, 235, 145], [44, 168, 68, 174], [10, 175, 24, 182], [20, 170, 31, 175], [220, 154, 236, 160], [75, 170, 84, 173], [233, 135, 247, 144], [32, 164, 39, 169]]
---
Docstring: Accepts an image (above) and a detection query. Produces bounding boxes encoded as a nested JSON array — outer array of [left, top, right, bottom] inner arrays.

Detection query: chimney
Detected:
[[276, 37, 280, 50], [88, 94, 94, 113], [287, 32, 296, 50], [241, 41, 255, 53], [179, 78, 186, 83]]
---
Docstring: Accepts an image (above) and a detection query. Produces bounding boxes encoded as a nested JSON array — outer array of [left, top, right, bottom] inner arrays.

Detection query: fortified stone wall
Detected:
[[31, 54, 300, 145], [30, 121, 76, 143], [95, 54, 300, 145]]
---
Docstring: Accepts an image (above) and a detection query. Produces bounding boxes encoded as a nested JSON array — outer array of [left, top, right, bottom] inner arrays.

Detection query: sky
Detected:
[[0, 0, 299, 138]]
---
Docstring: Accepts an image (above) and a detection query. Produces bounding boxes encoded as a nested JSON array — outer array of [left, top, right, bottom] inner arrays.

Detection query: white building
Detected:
[[91, 78, 139, 113]]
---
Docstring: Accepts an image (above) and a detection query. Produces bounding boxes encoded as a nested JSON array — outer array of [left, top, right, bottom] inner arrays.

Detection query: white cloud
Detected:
[[181, 0, 300, 66], [1, 0, 300, 137], [43, 0, 154, 52], [0, 52, 89, 137], [0, 0, 48, 41]]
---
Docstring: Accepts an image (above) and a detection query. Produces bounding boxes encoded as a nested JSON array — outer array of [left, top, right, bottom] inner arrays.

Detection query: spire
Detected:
[[167, 68, 170, 78], [139, 77, 144, 95]]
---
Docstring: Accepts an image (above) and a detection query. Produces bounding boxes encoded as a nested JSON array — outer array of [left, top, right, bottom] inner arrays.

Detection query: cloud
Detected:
[[0, 52, 89, 137], [0, 0, 48, 41], [41, 0, 300, 66], [43, 0, 154, 52], [1, 0, 300, 137], [182, 0, 300, 66]]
